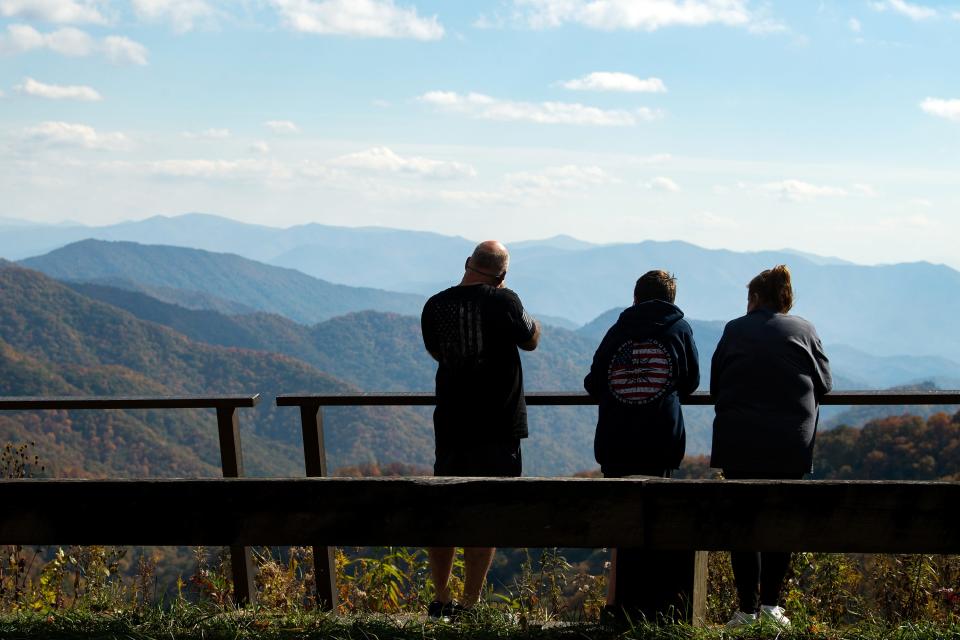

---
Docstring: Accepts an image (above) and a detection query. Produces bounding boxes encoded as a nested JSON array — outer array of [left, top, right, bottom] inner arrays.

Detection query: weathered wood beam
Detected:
[[2, 478, 959, 553]]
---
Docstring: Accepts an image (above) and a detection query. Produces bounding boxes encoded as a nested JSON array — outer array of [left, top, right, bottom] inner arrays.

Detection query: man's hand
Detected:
[[519, 320, 541, 351]]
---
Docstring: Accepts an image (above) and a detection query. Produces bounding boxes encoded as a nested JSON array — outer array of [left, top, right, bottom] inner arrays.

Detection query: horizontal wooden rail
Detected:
[[277, 389, 960, 407], [0, 394, 261, 410], [2, 478, 959, 553], [0, 393, 261, 606]]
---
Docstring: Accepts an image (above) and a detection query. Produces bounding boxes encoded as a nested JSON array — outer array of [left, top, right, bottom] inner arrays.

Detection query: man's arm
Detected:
[[421, 301, 441, 362], [518, 319, 541, 351]]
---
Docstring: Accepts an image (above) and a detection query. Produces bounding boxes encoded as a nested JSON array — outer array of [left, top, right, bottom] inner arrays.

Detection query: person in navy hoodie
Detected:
[[584, 269, 700, 618]]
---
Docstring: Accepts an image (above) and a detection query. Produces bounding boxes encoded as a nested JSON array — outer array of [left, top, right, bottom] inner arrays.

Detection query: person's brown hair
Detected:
[[748, 264, 793, 313], [634, 270, 677, 304]]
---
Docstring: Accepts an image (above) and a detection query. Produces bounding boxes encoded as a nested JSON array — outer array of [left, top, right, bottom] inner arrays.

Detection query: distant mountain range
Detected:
[[6, 213, 960, 362], [21, 240, 424, 324]]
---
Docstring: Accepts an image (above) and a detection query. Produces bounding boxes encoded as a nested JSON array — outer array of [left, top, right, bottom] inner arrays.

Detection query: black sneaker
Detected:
[[427, 600, 456, 619], [428, 600, 471, 621]]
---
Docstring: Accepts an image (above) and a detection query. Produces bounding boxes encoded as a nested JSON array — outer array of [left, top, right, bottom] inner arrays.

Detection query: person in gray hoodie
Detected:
[[711, 264, 832, 629], [584, 270, 700, 618]]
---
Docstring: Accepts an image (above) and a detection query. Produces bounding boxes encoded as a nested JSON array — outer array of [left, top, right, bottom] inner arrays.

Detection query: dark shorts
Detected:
[[434, 439, 522, 477]]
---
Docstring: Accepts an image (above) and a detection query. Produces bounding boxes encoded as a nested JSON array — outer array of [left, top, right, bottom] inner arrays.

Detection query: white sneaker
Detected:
[[724, 610, 758, 628], [760, 605, 791, 628]]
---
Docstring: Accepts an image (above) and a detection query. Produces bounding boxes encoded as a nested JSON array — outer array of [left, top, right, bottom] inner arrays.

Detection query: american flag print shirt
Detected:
[[606, 339, 675, 405]]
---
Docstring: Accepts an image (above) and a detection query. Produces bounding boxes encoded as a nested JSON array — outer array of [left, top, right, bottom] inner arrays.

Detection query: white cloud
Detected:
[[852, 183, 877, 197], [561, 72, 667, 93], [332, 146, 477, 179], [22, 121, 130, 150], [15, 76, 101, 101], [131, 0, 215, 33], [848, 17, 861, 32], [0, 24, 92, 55], [270, 0, 444, 40], [101, 35, 148, 65], [953, 10, 960, 20], [419, 91, 660, 126], [500, 0, 784, 33], [761, 179, 847, 201], [265, 119, 300, 134], [920, 97, 960, 122], [505, 165, 617, 193], [630, 153, 672, 165], [646, 176, 680, 192], [876, 213, 932, 230], [249, 141, 271, 154], [183, 128, 231, 139], [870, 0, 937, 20], [147, 158, 291, 180], [697, 211, 738, 229], [0, 24, 148, 64], [909, 197, 933, 208], [0, 0, 106, 25]]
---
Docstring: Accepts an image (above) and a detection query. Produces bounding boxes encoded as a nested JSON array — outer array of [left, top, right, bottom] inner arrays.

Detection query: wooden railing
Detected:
[[276, 389, 960, 611], [0, 394, 261, 604], [3, 390, 959, 614]]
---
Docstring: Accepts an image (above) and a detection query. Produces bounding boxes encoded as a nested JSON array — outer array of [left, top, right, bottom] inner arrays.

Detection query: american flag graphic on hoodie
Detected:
[[606, 339, 674, 405]]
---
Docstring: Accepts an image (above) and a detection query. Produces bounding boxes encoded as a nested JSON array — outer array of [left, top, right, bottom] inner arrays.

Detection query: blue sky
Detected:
[[1, 0, 958, 267]]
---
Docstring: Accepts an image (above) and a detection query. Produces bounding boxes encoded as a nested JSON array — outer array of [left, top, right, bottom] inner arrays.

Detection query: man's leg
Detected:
[[759, 551, 792, 606], [462, 546, 496, 607], [429, 547, 457, 604], [730, 551, 762, 614]]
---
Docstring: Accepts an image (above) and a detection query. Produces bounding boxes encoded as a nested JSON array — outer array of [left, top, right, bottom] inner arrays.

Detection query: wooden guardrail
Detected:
[[5, 477, 958, 551], [3, 390, 959, 613], [0, 394, 261, 605], [276, 389, 960, 611], [2, 476, 959, 623]]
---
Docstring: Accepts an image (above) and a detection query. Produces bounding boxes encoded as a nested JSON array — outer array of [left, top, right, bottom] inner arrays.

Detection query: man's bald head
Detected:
[[470, 240, 510, 276]]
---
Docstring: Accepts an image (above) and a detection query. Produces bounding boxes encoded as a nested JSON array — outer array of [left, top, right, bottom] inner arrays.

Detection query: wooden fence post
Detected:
[[216, 405, 257, 607], [692, 551, 709, 627], [300, 402, 339, 611]]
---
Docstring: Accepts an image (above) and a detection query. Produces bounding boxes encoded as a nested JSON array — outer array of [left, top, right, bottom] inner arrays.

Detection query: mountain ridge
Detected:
[[21, 239, 425, 324]]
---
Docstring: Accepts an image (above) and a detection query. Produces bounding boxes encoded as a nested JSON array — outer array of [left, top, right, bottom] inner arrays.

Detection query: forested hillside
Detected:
[[61, 282, 607, 474], [0, 263, 435, 477], [815, 411, 960, 480]]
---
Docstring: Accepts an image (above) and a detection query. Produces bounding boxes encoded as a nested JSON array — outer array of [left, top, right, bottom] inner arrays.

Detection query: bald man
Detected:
[[420, 240, 540, 618]]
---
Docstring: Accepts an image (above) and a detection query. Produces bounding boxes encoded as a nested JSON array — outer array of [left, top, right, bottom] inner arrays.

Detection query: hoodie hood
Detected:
[[617, 299, 684, 333]]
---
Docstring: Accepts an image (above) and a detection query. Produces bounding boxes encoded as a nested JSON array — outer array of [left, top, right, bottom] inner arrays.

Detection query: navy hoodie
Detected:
[[584, 300, 700, 474]]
